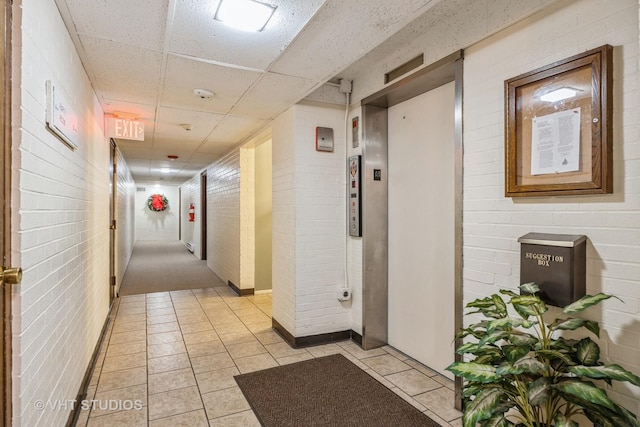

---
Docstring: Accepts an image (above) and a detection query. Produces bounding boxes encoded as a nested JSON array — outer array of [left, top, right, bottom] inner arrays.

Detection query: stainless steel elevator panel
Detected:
[[361, 105, 388, 350]]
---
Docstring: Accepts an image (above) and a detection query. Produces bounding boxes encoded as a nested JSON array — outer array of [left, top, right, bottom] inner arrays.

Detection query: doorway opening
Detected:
[[200, 171, 208, 260]]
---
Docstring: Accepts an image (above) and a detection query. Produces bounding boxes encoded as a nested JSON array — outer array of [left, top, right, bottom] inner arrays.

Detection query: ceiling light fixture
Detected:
[[214, 0, 276, 32], [160, 168, 171, 174], [540, 87, 580, 103], [193, 88, 214, 99]]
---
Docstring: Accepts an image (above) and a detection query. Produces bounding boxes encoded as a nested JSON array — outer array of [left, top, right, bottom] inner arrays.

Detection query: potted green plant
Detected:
[[446, 283, 640, 427]]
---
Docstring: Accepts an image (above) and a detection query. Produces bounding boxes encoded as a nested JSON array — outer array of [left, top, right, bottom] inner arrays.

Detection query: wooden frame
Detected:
[[505, 45, 612, 197]]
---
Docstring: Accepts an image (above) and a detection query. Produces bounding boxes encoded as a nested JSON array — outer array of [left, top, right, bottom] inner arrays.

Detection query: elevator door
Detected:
[[388, 81, 455, 378]]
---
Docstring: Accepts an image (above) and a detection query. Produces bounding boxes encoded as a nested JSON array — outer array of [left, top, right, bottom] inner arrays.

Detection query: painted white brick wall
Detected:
[[180, 174, 202, 259], [207, 150, 241, 286], [272, 108, 297, 334], [240, 148, 256, 290], [272, 103, 349, 337], [134, 184, 179, 241], [463, 0, 640, 415], [115, 148, 135, 293], [13, 0, 111, 425]]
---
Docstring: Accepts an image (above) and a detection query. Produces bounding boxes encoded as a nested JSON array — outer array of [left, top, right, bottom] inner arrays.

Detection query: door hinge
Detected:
[[110, 220, 116, 230], [110, 276, 116, 287]]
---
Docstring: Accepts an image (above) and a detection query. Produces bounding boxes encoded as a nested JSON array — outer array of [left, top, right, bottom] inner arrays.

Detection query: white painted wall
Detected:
[[462, 0, 640, 414], [115, 147, 135, 294], [388, 83, 455, 379], [207, 150, 241, 287], [180, 174, 202, 258], [255, 140, 273, 292], [272, 103, 349, 337], [12, 0, 111, 425], [240, 148, 256, 290], [134, 184, 179, 241]]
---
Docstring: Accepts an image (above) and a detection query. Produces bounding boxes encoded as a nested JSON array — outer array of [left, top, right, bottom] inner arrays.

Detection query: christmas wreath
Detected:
[[147, 194, 168, 212]]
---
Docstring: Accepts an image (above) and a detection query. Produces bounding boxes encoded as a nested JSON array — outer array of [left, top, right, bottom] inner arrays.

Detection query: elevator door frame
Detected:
[[360, 50, 464, 409]]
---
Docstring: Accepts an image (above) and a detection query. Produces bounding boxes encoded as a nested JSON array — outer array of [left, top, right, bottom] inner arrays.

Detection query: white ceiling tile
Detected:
[[170, 0, 327, 70], [80, 36, 163, 105], [161, 55, 261, 114], [230, 72, 317, 119], [63, 0, 169, 51], [270, 0, 439, 81], [102, 100, 157, 121], [205, 115, 267, 146], [155, 106, 224, 140]]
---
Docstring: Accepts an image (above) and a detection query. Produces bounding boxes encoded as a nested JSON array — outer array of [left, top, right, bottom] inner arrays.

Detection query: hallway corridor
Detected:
[[75, 285, 462, 426]]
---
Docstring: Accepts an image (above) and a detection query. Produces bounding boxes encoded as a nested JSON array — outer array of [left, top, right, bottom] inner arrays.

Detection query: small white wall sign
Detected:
[[46, 80, 79, 150]]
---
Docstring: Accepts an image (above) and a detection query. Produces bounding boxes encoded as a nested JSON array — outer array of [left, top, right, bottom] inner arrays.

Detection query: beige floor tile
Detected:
[[86, 408, 147, 427], [424, 410, 451, 426], [148, 386, 203, 421], [96, 366, 147, 393], [148, 409, 209, 427], [276, 352, 315, 365], [382, 345, 411, 361], [405, 358, 440, 377], [180, 321, 214, 334], [233, 307, 264, 318], [226, 341, 267, 359], [209, 409, 261, 426], [114, 313, 146, 324], [112, 320, 146, 334], [148, 341, 187, 358], [105, 340, 146, 358], [201, 387, 250, 420], [195, 366, 240, 394], [213, 322, 250, 335], [90, 384, 147, 417], [305, 343, 343, 358], [182, 330, 220, 345], [338, 340, 387, 359], [148, 353, 192, 375], [234, 353, 278, 374], [147, 321, 180, 335], [174, 306, 205, 317], [253, 330, 283, 345], [147, 307, 175, 317], [218, 331, 258, 346], [108, 330, 146, 345], [176, 313, 209, 324], [147, 330, 183, 345], [147, 301, 174, 310], [363, 369, 394, 388], [172, 300, 201, 310], [147, 314, 178, 325], [264, 342, 309, 359], [386, 369, 444, 396], [361, 354, 412, 376], [102, 351, 147, 373], [190, 352, 235, 374], [149, 368, 197, 394], [186, 339, 227, 358], [414, 387, 463, 422], [433, 374, 456, 390], [448, 415, 463, 426], [245, 321, 273, 334]]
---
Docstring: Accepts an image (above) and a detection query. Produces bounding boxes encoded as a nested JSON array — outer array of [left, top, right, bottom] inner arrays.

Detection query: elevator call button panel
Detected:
[[349, 155, 361, 237]]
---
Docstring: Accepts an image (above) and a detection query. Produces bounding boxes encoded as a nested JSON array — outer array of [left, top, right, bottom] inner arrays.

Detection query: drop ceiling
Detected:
[[54, 0, 443, 183]]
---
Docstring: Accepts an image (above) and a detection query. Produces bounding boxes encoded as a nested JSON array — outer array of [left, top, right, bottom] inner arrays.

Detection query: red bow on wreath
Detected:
[[151, 194, 164, 210]]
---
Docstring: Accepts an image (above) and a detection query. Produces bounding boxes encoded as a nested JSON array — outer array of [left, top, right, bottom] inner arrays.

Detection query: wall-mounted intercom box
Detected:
[[348, 155, 361, 237], [518, 232, 586, 307]]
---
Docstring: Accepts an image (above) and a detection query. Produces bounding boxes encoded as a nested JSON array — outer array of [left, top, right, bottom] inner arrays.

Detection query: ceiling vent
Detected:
[[385, 54, 424, 84]]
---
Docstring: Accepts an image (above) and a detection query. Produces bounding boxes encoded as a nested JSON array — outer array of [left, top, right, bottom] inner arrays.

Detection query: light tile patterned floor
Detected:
[[76, 286, 463, 426]]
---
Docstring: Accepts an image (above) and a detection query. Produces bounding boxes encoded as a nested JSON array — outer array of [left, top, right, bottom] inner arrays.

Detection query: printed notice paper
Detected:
[[531, 108, 581, 175]]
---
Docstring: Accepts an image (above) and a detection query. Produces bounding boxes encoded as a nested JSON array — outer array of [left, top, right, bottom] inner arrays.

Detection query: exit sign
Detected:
[[107, 117, 145, 141]]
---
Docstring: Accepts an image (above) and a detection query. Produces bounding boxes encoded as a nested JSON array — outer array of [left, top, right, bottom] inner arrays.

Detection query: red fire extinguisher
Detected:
[[188, 203, 195, 222]]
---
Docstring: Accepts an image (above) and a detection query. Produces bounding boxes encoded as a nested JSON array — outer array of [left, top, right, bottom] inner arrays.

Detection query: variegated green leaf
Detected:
[[549, 337, 579, 351], [553, 379, 617, 412], [568, 364, 640, 387], [551, 317, 598, 335], [502, 345, 530, 363], [485, 317, 534, 334], [584, 320, 600, 337], [583, 404, 640, 427], [511, 295, 547, 316], [536, 349, 575, 366], [519, 282, 540, 294], [576, 337, 600, 366], [499, 289, 519, 298], [513, 357, 547, 375], [446, 362, 501, 383], [491, 294, 508, 318], [467, 297, 494, 309], [552, 413, 578, 427], [508, 333, 538, 347], [456, 342, 480, 355], [563, 293, 613, 314], [495, 362, 522, 376], [462, 388, 505, 427], [528, 377, 551, 406], [479, 331, 509, 346], [480, 413, 514, 427]]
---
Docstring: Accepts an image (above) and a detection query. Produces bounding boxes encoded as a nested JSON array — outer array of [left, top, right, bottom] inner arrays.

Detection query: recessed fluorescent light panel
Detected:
[[215, 0, 276, 32], [540, 87, 580, 103]]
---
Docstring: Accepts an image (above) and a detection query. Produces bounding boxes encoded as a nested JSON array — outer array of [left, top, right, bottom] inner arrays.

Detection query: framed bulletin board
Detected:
[[504, 45, 612, 197]]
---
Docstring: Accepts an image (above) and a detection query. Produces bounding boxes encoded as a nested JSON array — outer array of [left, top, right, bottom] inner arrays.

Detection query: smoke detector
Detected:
[[193, 88, 214, 99], [180, 124, 192, 131]]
